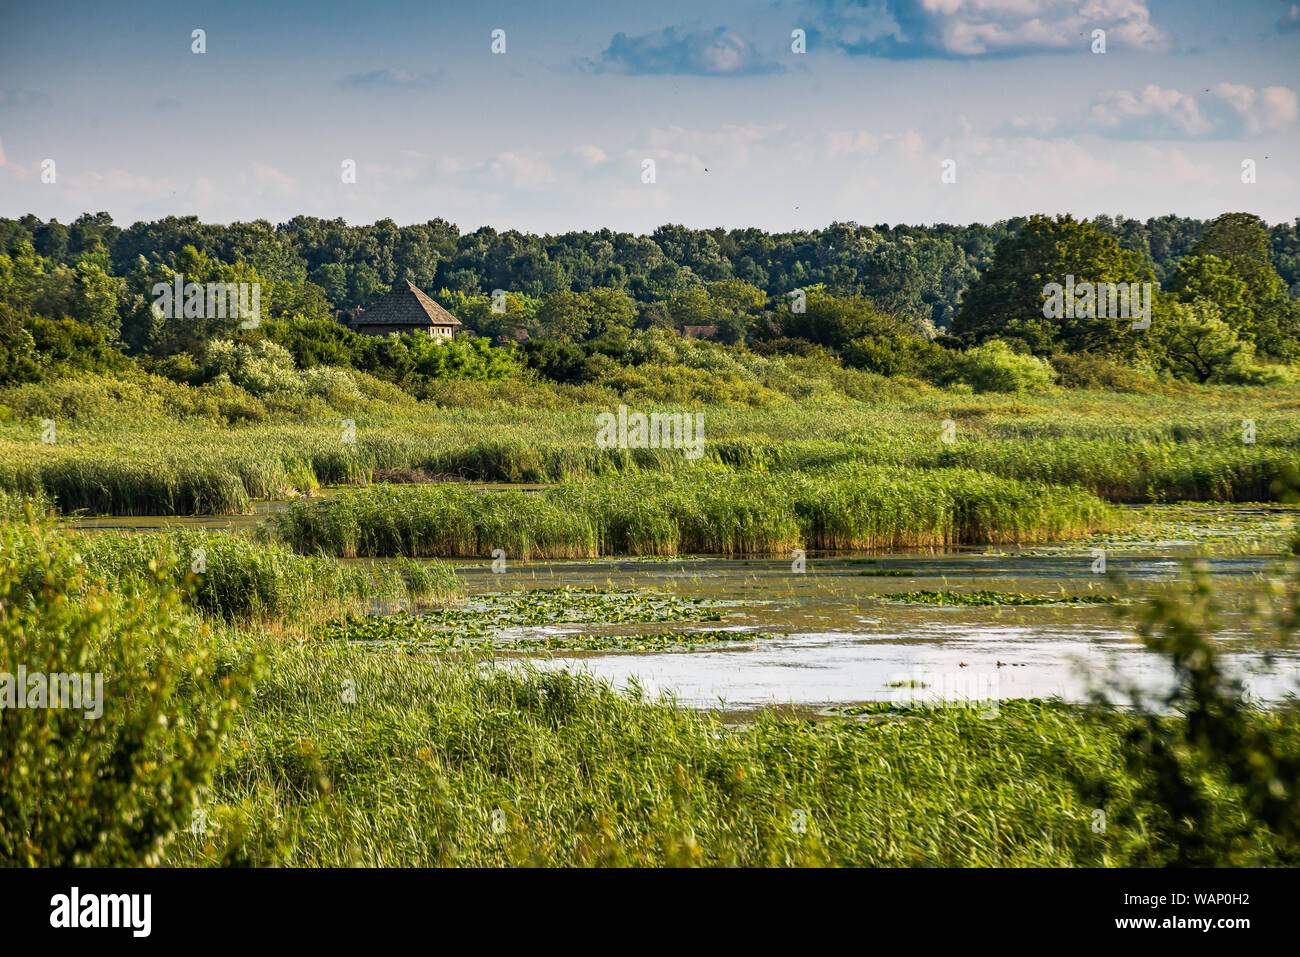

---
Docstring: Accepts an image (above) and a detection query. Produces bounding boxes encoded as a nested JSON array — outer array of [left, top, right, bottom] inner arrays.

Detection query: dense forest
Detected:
[[7, 211, 1300, 316], [1, 210, 1298, 404]]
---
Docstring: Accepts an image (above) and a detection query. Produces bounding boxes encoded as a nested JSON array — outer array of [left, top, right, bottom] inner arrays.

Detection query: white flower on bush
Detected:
[[202, 338, 339, 399], [301, 366, 362, 405]]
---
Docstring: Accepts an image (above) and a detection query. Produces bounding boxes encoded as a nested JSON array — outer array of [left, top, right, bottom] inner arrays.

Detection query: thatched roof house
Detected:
[[351, 280, 463, 339], [680, 324, 718, 340]]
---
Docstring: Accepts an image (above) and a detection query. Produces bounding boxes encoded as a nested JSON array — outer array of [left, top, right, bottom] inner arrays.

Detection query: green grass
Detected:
[[163, 646, 1299, 866], [0, 382, 1296, 515]]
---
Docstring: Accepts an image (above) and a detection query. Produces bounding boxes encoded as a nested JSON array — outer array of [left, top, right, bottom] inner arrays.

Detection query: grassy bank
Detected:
[[0, 385, 1295, 515], [271, 467, 1116, 558]]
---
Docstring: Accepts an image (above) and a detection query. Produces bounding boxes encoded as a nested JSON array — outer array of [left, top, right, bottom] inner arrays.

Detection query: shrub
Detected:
[[0, 510, 253, 865], [1093, 563, 1300, 864], [955, 340, 1057, 394], [1049, 353, 1168, 394]]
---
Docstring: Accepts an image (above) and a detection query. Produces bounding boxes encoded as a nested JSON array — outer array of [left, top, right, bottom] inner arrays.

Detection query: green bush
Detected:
[[1049, 353, 1169, 394], [956, 340, 1057, 394], [0, 510, 253, 865], [1092, 563, 1300, 864]]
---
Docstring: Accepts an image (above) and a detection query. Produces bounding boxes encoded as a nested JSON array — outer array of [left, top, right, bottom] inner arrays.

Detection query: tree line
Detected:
[[0, 210, 1297, 393]]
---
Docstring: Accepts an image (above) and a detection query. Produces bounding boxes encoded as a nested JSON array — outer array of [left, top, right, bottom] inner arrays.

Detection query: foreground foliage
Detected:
[[2, 502, 1297, 866], [0, 510, 254, 865]]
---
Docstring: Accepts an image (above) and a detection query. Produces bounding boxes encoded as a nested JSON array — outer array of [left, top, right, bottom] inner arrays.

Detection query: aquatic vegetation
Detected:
[[319, 612, 780, 653], [0, 385, 1295, 515], [318, 587, 727, 644], [877, 589, 1125, 606], [69, 529, 459, 622], [273, 467, 1117, 558]]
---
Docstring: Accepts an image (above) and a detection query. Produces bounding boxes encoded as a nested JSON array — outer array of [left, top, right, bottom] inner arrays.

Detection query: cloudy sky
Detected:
[[1, 0, 1297, 231]]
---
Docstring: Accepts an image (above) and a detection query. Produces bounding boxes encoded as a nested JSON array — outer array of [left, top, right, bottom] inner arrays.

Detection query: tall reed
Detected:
[[272, 467, 1117, 559]]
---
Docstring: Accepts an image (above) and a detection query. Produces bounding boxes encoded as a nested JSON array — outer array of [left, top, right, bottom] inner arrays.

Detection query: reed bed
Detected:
[[70, 529, 460, 622], [0, 386, 1295, 515], [272, 467, 1116, 559], [168, 648, 1299, 867]]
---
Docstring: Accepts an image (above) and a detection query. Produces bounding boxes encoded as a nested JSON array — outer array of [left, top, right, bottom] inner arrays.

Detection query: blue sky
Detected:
[[1, 0, 1297, 231]]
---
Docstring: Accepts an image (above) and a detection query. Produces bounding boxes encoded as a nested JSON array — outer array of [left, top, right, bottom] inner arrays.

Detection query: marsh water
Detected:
[[449, 505, 1300, 711], [71, 502, 1300, 713]]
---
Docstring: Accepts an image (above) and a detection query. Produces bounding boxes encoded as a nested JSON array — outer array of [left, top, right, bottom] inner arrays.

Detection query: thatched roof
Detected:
[[352, 280, 462, 328], [681, 324, 718, 339]]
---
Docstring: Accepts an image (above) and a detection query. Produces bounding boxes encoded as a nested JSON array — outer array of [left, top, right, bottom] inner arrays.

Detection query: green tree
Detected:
[[1165, 254, 1253, 329], [783, 289, 897, 350], [1187, 213, 1299, 359], [536, 290, 596, 343], [1151, 298, 1255, 384], [952, 215, 1156, 359]]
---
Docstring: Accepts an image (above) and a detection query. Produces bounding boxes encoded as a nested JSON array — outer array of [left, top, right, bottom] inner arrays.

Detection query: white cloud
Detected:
[[249, 162, 296, 192], [1137, 146, 1218, 185], [823, 130, 881, 159], [1090, 85, 1213, 138], [640, 122, 786, 173], [571, 144, 608, 168], [1212, 83, 1299, 134], [489, 151, 557, 190], [814, 0, 1166, 58], [1090, 83, 1299, 139], [998, 115, 1060, 136]]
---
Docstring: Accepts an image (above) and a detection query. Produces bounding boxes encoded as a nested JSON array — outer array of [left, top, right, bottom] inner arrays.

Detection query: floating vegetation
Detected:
[[876, 590, 1125, 607], [320, 616, 773, 653], [505, 630, 780, 652], [317, 586, 731, 650], [427, 587, 727, 628]]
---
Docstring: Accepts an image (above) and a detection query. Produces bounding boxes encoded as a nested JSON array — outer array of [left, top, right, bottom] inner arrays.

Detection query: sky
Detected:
[[0, 0, 1298, 233]]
